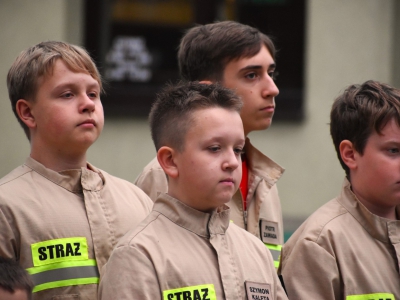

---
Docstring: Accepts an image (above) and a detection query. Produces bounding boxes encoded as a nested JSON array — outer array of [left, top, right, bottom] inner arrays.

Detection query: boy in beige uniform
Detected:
[[0, 41, 152, 299], [279, 80, 400, 299], [99, 81, 288, 300], [135, 21, 284, 267]]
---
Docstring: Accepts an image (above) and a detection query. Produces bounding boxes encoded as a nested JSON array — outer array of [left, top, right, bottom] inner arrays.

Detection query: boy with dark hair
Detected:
[[135, 21, 284, 268], [1, 41, 152, 299], [0, 257, 33, 300], [99, 81, 288, 299], [279, 80, 400, 299]]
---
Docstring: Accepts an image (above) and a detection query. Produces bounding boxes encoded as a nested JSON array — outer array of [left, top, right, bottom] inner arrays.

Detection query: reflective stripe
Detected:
[[27, 259, 99, 293], [163, 284, 216, 300], [346, 293, 395, 300], [265, 244, 282, 269]]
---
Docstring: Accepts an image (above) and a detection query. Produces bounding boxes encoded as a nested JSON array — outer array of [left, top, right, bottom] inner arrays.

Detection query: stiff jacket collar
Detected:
[[339, 178, 400, 244], [153, 193, 231, 238], [24, 157, 104, 193], [244, 137, 284, 189]]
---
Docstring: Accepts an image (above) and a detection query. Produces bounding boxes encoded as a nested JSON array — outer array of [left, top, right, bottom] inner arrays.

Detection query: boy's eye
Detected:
[[62, 92, 74, 98], [245, 72, 257, 80], [234, 147, 244, 156], [269, 70, 278, 80], [88, 92, 98, 98], [388, 148, 399, 154], [208, 146, 221, 152]]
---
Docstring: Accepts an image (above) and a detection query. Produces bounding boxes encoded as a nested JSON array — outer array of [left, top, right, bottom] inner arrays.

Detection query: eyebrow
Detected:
[[54, 81, 100, 91], [239, 63, 276, 72]]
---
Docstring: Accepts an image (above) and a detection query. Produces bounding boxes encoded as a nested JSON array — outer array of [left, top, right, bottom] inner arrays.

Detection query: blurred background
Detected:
[[1, 0, 399, 238]]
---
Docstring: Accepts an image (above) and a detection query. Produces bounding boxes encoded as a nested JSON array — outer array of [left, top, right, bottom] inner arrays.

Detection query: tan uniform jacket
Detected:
[[99, 193, 288, 300], [135, 138, 284, 267], [0, 157, 153, 300], [279, 178, 400, 300]]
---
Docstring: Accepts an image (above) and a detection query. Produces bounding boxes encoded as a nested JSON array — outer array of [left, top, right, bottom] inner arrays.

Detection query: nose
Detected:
[[79, 93, 96, 113], [222, 150, 240, 171], [261, 73, 279, 99]]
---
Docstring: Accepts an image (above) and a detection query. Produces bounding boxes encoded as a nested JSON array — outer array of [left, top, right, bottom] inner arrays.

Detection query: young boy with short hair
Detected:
[[0, 41, 153, 299], [135, 21, 284, 267], [279, 80, 400, 299], [99, 81, 288, 299], [0, 257, 33, 300]]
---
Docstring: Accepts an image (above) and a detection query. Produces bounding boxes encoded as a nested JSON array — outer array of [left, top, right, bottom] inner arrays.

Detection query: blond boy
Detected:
[[1, 41, 152, 299]]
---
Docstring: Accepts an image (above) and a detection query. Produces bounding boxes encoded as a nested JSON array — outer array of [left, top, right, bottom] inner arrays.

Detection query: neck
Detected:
[[30, 146, 87, 172], [352, 187, 397, 220]]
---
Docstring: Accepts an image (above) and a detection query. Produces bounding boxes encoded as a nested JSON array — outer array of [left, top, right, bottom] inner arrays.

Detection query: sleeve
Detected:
[[134, 164, 168, 202], [99, 245, 162, 300], [280, 238, 340, 300], [0, 207, 17, 259]]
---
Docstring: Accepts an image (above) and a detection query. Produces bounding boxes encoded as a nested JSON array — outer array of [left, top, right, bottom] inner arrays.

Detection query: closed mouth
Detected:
[[79, 119, 96, 126]]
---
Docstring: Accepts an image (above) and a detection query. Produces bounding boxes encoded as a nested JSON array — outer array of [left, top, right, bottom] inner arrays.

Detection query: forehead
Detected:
[[187, 107, 243, 140], [37, 59, 98, 88], [223, 44, 275, 74]]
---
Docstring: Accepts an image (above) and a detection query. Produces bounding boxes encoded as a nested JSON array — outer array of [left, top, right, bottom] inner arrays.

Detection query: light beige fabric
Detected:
[[279, 178, 400, 300], [99, 193, 288, 300], [135, 138, 284, 245], [0, 157, 153, 300]]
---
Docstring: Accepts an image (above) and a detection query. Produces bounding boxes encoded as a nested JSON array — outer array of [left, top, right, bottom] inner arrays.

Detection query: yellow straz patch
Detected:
[[163, 284, 216, 300], [31, 237, 89, 266], [346, 293, 394, 300]]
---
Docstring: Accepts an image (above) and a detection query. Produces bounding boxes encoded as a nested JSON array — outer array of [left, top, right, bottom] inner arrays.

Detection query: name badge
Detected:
[[31, 237, 88, 266], [259, 219, 279, 245], [245, 281, 271, 300]]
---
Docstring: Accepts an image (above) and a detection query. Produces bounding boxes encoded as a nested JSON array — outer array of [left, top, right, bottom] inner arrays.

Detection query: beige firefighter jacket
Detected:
[[99, 193, 288, 300], [135, 138, 284, 267], [279, 178, 400, 300], [0, 157, 153, 300]]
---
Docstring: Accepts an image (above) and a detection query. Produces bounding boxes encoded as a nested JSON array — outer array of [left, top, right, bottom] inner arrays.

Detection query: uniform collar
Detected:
[[153, 193, 231, 238], [24, 157, 104, 193], [244, 137, 284, 187], [339, 178, 400, 244]]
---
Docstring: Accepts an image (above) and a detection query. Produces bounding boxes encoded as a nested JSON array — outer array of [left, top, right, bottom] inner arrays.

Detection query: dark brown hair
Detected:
[[7, 41, 102, 140], [330, 80, 400, 176], [178, 21, 276, 81], [150, 81, 242, 152], [0, 257, 33, 299]]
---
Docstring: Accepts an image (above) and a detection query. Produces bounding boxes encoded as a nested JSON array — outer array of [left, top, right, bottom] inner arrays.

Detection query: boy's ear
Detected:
[[339, 140, 358, 170], [16, 99, 36, 129], [157, 146, 179, 179]]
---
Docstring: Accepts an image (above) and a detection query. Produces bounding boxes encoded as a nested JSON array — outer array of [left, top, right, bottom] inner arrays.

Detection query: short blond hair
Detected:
[[7, 41, 102, 139]]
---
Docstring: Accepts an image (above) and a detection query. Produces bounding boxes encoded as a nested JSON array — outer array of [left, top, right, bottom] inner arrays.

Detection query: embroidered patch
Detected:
[[346, 293, 394, 300], [31, 237, 88, 267], [245, 281, 271, 300], [163, 284, 216, 300], [259, 219, 279, 244]]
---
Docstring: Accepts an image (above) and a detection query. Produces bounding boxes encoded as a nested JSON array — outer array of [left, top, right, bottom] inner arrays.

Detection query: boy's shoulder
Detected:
[[0, 158, 37, 196], [134, 156, 166, 202], [282, 178, 379, 260]]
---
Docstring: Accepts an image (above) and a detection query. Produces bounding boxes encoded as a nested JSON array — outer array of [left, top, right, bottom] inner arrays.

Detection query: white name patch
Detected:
[[245, 281, 272, 300], [260, 219, 279, 244]]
